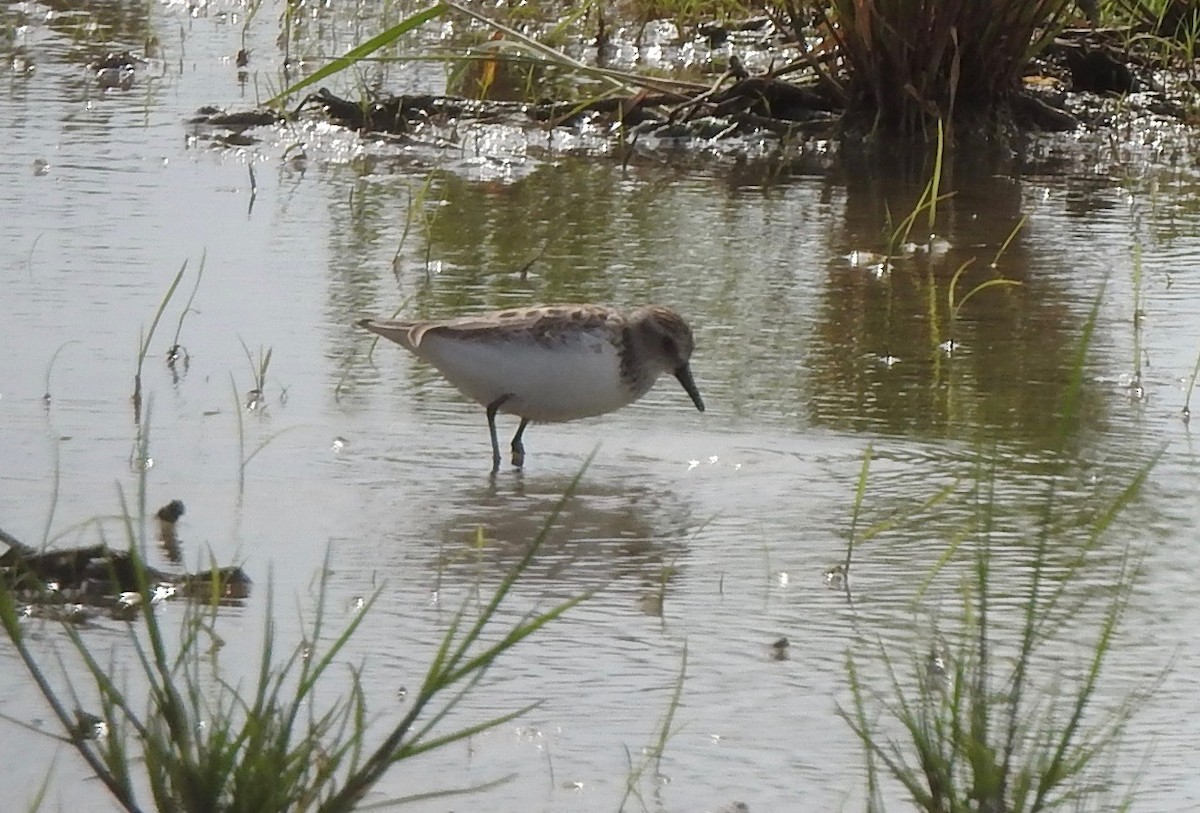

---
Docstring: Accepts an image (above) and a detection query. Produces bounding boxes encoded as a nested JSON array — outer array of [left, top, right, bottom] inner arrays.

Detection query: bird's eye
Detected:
[[661, 336, 677, 356]]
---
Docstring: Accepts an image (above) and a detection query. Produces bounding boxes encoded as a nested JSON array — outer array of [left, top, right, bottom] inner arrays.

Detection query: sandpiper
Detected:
[[358, 304, 705, 471]]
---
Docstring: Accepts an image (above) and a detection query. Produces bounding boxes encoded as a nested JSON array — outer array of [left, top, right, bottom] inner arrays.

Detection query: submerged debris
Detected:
[[156, 499, 186, 562], [188, 106, 282, 129], [156, 499, 186, 524], [69, 709, 109, 742], [89, 50, 142, 91], [0, 525, 251, 621], [824, 563, 847, 589], [286, 81, 838, 144]]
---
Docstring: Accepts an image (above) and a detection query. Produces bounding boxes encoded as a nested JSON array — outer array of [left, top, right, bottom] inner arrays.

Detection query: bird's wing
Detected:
[[372, 305, 622, 348]]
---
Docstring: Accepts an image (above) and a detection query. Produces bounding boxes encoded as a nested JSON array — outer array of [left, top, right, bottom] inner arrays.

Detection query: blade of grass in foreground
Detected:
[[838, 282, 1156, 811], [618, 641, 687, 809], [322, 453, 597, 810], [1, 446, 596, 812]]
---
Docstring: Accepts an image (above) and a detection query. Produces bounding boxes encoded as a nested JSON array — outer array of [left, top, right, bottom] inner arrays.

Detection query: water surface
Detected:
[[3, 2, 1200, 810]]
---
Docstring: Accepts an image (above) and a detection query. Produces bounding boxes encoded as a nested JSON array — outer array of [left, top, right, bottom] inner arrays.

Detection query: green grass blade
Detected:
[[266, 4, 449, 106], [136, 260, 187, 383], [1060, 282, 1106, 447], [843, 443, 873, 574]]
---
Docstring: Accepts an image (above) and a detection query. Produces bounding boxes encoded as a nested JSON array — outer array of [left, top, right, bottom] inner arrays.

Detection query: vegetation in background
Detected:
[[259, 0, 1200, 146], [1110, 0, 1200, 40], [806, 0, 1072, 141]]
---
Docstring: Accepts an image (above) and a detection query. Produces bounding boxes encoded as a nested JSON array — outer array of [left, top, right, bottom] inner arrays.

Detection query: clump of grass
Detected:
[[813, 0, 1072, 142], [870, 125, 1022, 372], [881, 120, 953, 260], [840, 287, 1159, 811], [0, 449, 593, 811], [265, 1, 662, 115], [1113, 3, 1200, 106], [843, 452, 1154, 812]]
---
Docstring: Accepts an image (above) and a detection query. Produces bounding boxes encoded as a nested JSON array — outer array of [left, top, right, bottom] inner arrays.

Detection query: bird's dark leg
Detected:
[[486, 396, 512, 473], [511, 418, 530, 468]]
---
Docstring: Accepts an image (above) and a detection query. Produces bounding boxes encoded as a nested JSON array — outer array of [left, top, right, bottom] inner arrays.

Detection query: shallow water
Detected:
[[3, 2, 1200, 811]]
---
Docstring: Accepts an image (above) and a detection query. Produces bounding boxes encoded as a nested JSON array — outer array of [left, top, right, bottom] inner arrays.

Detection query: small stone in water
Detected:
[[639, 592, 664, 616], [72, 711, 108, 742], [824, 564, 847, 588], [156, 499, 185, 523]]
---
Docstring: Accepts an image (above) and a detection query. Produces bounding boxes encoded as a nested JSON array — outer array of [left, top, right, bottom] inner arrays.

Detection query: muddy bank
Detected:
[[186, 15, 1199, 157]]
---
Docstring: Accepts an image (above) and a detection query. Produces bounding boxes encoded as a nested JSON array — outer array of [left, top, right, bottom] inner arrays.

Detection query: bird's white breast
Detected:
[[412, 329, 643, 421]]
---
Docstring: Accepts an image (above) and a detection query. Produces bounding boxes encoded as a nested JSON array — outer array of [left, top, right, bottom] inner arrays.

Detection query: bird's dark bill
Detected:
[[674, 364, 705, 412]]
